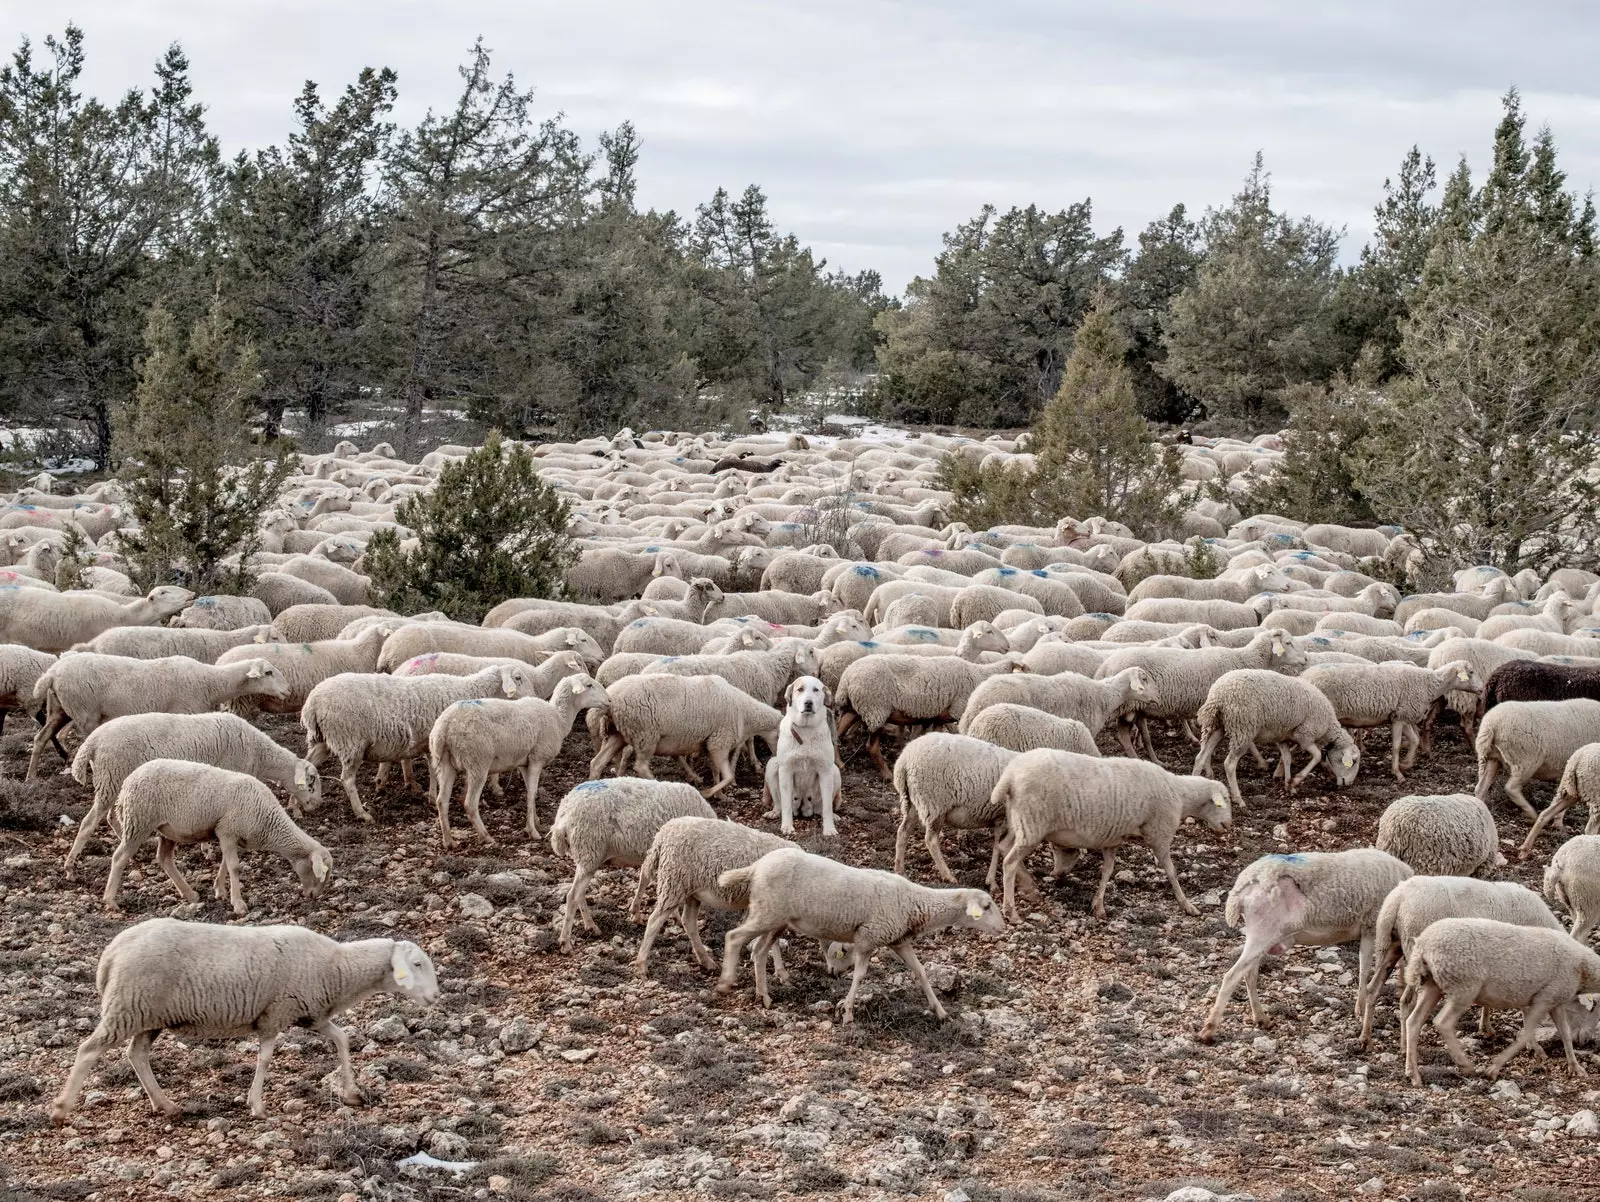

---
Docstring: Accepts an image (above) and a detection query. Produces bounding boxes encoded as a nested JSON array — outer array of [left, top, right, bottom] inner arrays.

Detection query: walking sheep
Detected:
[[1374, 792, 1501, 877], [962, 703, 1101, 756], [892, 733, 1019, 882], [1545, 835, 1600, 942], [1301, 660, 1482, 781], [1193, 669, 1361, 808], [1474, 698, 1600, 820], [0, 584, 193, 653], [1521, 743, 1600, 854], [51, 918, 437, 1122]]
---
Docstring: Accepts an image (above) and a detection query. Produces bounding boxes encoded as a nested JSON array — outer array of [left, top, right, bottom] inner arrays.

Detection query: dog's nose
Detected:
[[802, 702, 814, 713]]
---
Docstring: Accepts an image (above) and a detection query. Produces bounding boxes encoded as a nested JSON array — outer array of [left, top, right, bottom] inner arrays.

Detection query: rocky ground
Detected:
[[0, 711, 1596, 1202]]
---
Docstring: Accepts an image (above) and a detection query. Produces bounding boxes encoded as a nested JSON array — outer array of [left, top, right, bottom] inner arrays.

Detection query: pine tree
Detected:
[[1119, 204, 1203, 422]]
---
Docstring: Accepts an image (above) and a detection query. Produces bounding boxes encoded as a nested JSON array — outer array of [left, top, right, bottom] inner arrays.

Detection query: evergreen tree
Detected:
[[1118, 204, 1203, 422]]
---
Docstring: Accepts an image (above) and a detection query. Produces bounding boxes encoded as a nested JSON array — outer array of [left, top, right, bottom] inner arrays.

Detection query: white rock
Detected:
[[457, 893, 494, 919], [1567, 1109, 1599, 1136]]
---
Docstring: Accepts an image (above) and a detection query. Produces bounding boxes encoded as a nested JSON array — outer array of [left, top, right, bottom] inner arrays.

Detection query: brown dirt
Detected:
[[1, 712, 1596, 1202]]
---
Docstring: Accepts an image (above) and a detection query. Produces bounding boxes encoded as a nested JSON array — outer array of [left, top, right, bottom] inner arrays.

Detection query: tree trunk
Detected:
[[401, 229, 443, 456]]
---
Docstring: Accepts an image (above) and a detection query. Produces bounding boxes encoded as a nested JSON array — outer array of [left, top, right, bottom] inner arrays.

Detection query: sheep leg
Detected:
[[313, 1018, 362, 1106], [717, 919, 763, 994], [1090, 847, 1118, 920], [680, 899, 719, 972], [986, 824, 1007, 891], [338, 756, 372, 823], [247, 1032, 279, 1118], [701, 742, 737, 799], [999, 833, 1034, 921], [675, 756, 704, 785], [559, 866, 599, 951], [1361, 944, 1404, 1047], [1243, 962, 1267, 1028], [1431, 995, 1478, 1073], [50, 1024, 114, 1123], [127, 1029, 180, 1116], [1554, 1005, 1585, 1078], [1049, 847, 1083, 880], [486, 773, 504, 799], [1521, 795, 1577, 857], [839, 945, 874, 1024], [866, 731, 892, 782], [588, 734, 623, 778], [633, 897, 673, 976], [750, 929, 774, 1009], [1389, 718, 1406, 782], [1571, 907, 1600, 944], [1137, 715, 1157, 761], [1485, 1005, 1551, 1080], [1199, 930, 1281, 1041], [1355, 932, 1375, 1017], [1474, 756, 1500, 802], [627, 864, 651, 924], [1114, 718, 1141, 759], [154, 837, 197, 903], [1288, 739, 1323, 793], [1221, 745, 1247, 810], [1151, 842, 1197, 916], [1192, 726, 1224, 778], [1249, 743, 1270, 770], [1502, 766, 1540, 820], [461, 769, 496, 845], [766, 936, 789, 985], [26, 703, 69, 781], [63, 789, 114, 874], [1400, 720, 1423, 771], [1404, 981, 1444, 1086], [895, 940, 948, 1021], [631, 736, 659, 780], [923, 820, 959, 883], [399, 758, 416, 790], [101, 839, 136, 912], [892, 807, 917, 876], [216, 835, 248, 916], [520, 764, 543, 840], [432, 762, 459, 848]]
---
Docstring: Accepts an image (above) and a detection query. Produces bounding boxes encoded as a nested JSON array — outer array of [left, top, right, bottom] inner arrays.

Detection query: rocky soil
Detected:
[[1, 713, 1596, 1202]]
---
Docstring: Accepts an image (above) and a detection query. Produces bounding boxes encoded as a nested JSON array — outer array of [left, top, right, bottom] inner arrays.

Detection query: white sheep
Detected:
[[101, 759, 333, 916], [272, 602, 395, 642], [991, 749, 1233, 921], [0, 643, 55, 748], [958, 665, 1156, 739], [1521, 743, 1600, 854], [214, 624, 393, 713], [0, 584, 194, 652], [1474, 698, 1600, 819], [1374, 792, 1501, 876], [394, 648, 589, 699], [50, 917, 438, 1121], [714, 846, 1004, 1022], [1193, 669, 1361, 808], [252, 571, 339, 614], [641, 641, 821, 707], [1402, 917, 1600, 1085], [892, 733, 1018, 881], [961, 703, 1100, 756], [65, 712, 320, 871], [302, 663, 535, 822], [1199, 849, 1413, 1042], [1301, 660, 1481, 781], [1426, 636, 1534, 740], [171, 594, 274, 630], [1545, 835, 1600, 942], [549, 777, 717, 951], [80, 623, 284, 663], [376, 621, 604, 673], [428, 673, 610, 846]]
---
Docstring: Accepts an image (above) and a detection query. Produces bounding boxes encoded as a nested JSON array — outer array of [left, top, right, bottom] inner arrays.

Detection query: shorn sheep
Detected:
[[548, 778, 716, 951], [1199, 849, 1413, 1042], [892, 733, 1019, 882], [1474, 698, 1600, 819], [1193, 669, 1360, 808], [715, 846, 1005, 1022], [1374, 792, 1501, 877], [51, 917, 438, 1121], [101, 759, 333, 916]]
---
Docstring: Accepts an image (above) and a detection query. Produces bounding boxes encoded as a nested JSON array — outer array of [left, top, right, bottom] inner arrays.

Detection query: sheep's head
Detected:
[[563, 673, 609, 711], [242, 660, 291, 699], [145, 584, 197, 616], [791, 644, 823, 680], [499, 664, 535, 698], [1328, 735, 1361, 788], [955, 890, 1006, 936], [562, 629, 605, 669], [291, 759, 322, 811], [1440, 660, 1483, 695], [295, 845, 334, 899], [1189, 779, 1233, 832], [389, 941, 441, 1003]]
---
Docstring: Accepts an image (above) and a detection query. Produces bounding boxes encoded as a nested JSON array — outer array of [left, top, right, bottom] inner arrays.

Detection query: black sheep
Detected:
[[1482, 658, 1600, 711]]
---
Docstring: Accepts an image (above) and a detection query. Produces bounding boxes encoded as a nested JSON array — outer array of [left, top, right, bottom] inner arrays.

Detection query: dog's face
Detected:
[[785, 675, 830, 720]]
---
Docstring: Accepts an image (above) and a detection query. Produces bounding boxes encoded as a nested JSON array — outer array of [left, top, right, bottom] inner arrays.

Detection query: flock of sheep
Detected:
[[8, 423, 1600, 1127]]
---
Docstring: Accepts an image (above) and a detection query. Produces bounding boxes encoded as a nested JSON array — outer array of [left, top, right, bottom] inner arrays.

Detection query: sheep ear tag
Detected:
[[966, 900, 984, 919], [502, 679, 518, 697], [295, 766, 309, 787], [392, 953, 412, 987]]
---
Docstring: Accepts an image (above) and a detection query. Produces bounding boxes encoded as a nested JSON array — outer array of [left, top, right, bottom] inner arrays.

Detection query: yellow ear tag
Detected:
[[1272, 646, 1282, 656], [1458, 670, 1469, 681], [1342, 755, 1353, 767], [652, 567, 661, 576], [966, 900, 984, 919], [503, 679, 517, 697], [394, 964, 412, 986], [295, 767, 309, 787], [1213, 798, 1225, 808]]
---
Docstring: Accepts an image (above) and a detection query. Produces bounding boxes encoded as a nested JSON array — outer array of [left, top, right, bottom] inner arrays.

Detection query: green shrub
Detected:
[[363, 431, 576, 621]]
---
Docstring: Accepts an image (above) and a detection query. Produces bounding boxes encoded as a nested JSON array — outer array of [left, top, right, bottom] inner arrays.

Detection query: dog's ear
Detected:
[[822, 685, 835, 710], [784, 678, 800, 704]]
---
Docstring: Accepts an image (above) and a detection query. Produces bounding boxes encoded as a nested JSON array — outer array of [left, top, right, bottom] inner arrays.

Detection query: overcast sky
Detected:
[[24, 1, 1600, 292]]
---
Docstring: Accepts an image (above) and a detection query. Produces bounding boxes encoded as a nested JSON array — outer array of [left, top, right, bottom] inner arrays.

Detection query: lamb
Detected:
[[1402, 917, 1600, 1085], [0, 584, 194, 652], [79, 623, 284, 663], [27, 655, 291, 780], [962, 703, 1101, 756], [1521, 744, 1600, 853], [428, 673, 610, 846], [65, 712, 320, 871], [1482, 658, 1600, 711], [50, 917, 438, 1122], [214, 625, 394, 713], [1199, 849, 1414, 1042], [1301, 660, 1482, 781], [835, 653, 1026, 779], [1360, 875, 1565, 1047], [272, 603, 395, 642], [641, 642, 821, 706], [171, 594, 274, 630], [990, 749, 1233, 920], [548, 777, 716, 951], [395, 649, 589, 699], [892, 733, 1018, 881], [101, 759, 333, 916], [0, 643, 55, 746], [376, 622, 605, 673], [588, 674, 781, 796], [633, 816, 796, 975], [957, 666, 1156, 740], [302, 663, 536, 822], [1374, 792, 1501, 876], [1474, 698, 1600, 819], [1193, 669, 1361, 808], [715, 846, 1004, 1022], [1544, 835, 1600, 941]]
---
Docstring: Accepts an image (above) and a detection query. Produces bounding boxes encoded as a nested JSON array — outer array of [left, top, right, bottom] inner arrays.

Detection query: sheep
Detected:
[[702, 589, 840, 626], [633, 816, 796, 975], [302, 663, 536, 822], [1496, 628, 1600, 658], [1426, 636, 1535, 740], [714, 846, 1004, 1022], [27, 655, 291, 780], [1199, 849, 1414, 1042], [588, 673, 781, 796], [252, 570, 340, 614], [376, 622, 604, 673], [1476, 592, 1581, 642], [275, 554, 370, 605], [640, 642, 821, 707], [65, 712, 320, 871], [1545, 835, 1600, 941], [495, 600, 625, 652], [616, 576, 723, 623], [79, 623, 284, 663], [835, 653, 1025, 779], [272, 603, 395, 642], [1096, 629, 1306, 760], [1318, 612, 1403, 638], [879, 593, 945, 630], [1360, 875, 1565, 1047], [428, 673, 610, 846], [949, 583, 1045, 628], [394, 649, 589, 699], [1019, 640, 1108, 677], [101, 759, 333, 916], [1402, 917, 1600, 1085], [548, 777, 717, 951], [1123, 597, 1262, 630], [613, 614, 752, 656], [892, 733, 1019, 881], [214, 624, 393, 713], [1393, 581, 1515, 627], [968, 566, 1087, 617], [50, 917, 438, 1122], [957, 666, 1156, 740], [0, 584, 194, 652], [1474, 698, 1600, 820], [1126, 565, 1292, 605], [1193, 670, 1361, 808], [1374, 792, 1501, 876], [991, 749, 1233, 920], [0, 643, 55, 747], [1521, 744, 1600, 853], [171, 594, 274, 631], [1301, 660, 1482, 781], [1482, 658, 1600, 711], [962, 703, 1101, 756], [814, 625, 1008, 692]]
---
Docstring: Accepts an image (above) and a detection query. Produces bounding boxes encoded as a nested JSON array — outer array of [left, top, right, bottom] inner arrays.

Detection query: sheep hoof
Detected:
[[340, 1089, 364, 1107], [713, 980, 734, 994]]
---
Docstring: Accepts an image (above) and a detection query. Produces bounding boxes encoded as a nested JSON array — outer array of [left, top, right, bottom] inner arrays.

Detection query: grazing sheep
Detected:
[[27, 655, 291, 779], [1193, 669, 1361, 808], [1521, 743, 1600, 853], [958, 666, 1156, 740], [428, 673, 609, 846], [0, 584, 194, 653], [1402, 917, 1600, 1085], [1545, 835, 1600, 942], [548, 777, 716, 951], [214, 625, 394, 714], [302, 663, 536, 822], [1374, 793, 1501, 877], [1426, 637, 1534, 740], [1301, 660, 1482, 781], [171, 595, 274, 631], [101, 760, 332, 916], [892, 734, 1018, 881], [1474, 698, 1600, 820], [991, 749, 1232, 920], [65, 712, 320, 871], [80, 623, 284, 663], [588, 674, 781, 796], [715, 846, 1004, 1022], [50, 918, 438, 1122], [1199, 849, 1413, 1042], [962, 703, 1101, 756], [377, 622, 604, 673]]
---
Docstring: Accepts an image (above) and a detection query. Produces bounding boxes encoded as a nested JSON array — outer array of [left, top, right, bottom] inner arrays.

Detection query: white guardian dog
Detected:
[[763, 675, 842, 837]]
